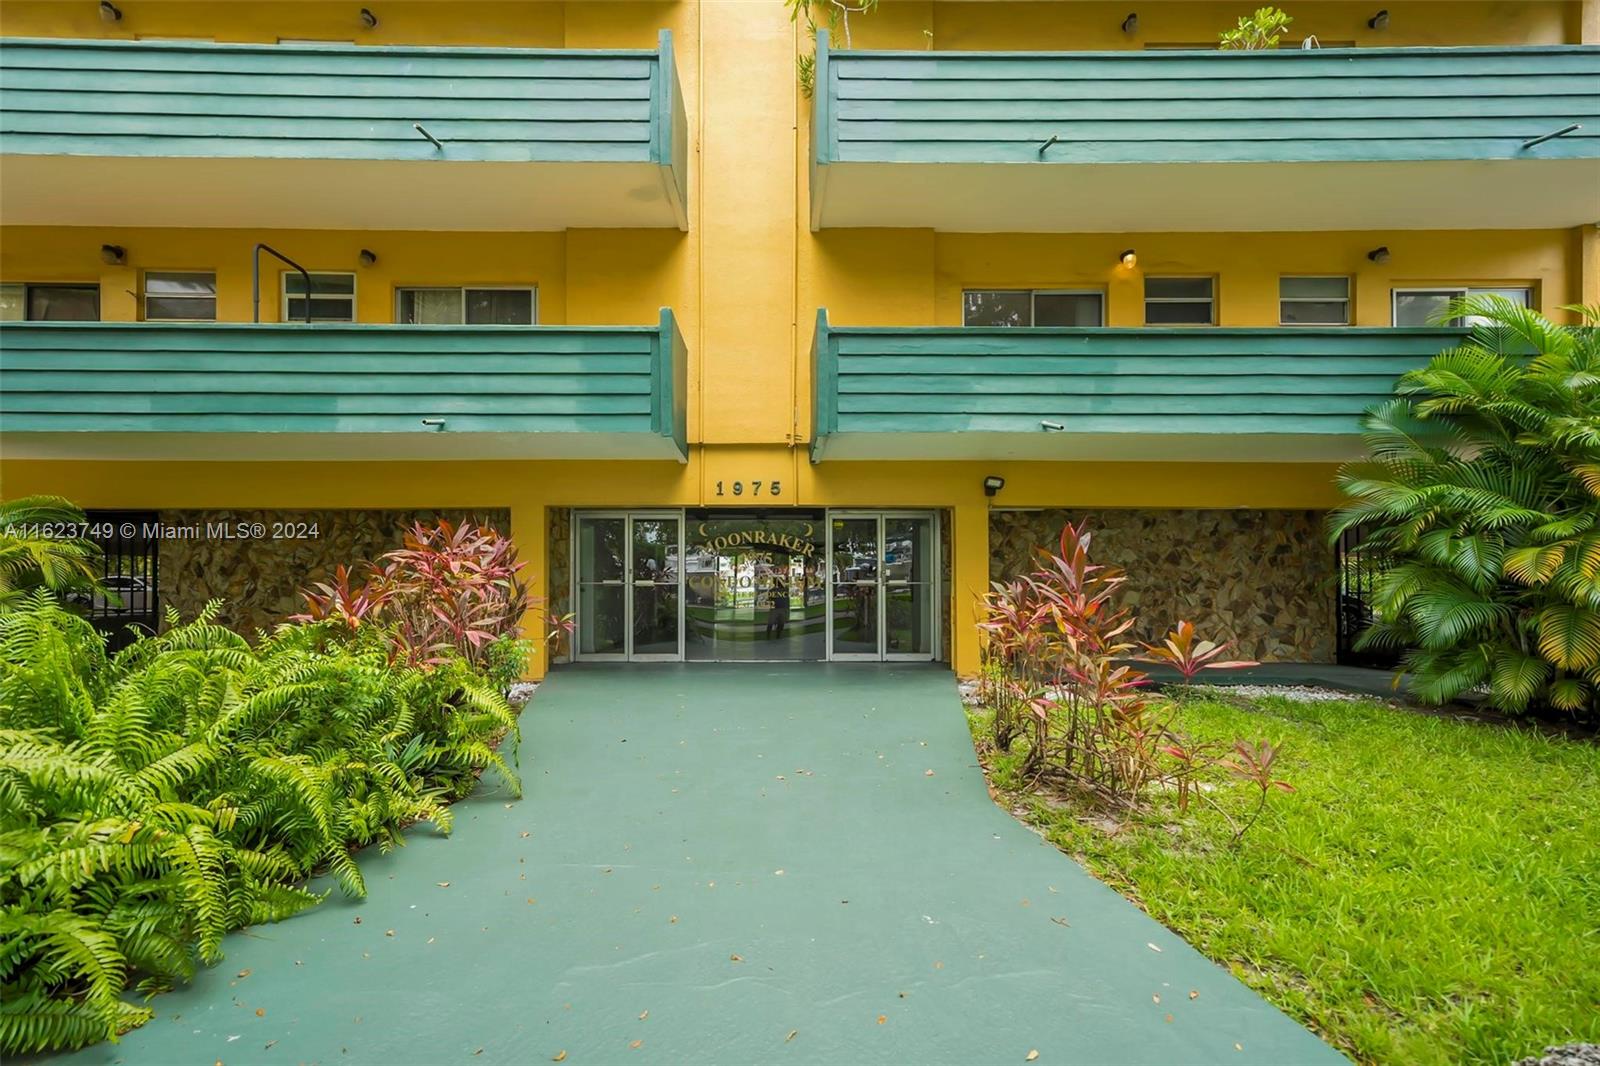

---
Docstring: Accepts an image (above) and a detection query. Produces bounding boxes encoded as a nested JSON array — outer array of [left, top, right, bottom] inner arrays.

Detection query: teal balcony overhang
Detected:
[[809, 309, 1462, 462], [0, 312, 689, 462], [809, 35, 1600, 231], [0, 33, 689, 231]]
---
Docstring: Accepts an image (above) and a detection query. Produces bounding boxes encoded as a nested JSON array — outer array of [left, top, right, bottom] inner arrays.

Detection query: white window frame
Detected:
[[1391, 286, 1533, 327], [395, 285, 538, 325], [281, 271, 357, 323], [142, 270, 217, 323], [1279, 275, 1351, 326], [962, 288, 1105, 327], [1144, 276, 1216, 326]]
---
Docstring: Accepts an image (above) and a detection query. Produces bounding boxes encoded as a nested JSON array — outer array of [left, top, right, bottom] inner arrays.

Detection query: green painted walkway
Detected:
[[58, 666, 1341, 1066]]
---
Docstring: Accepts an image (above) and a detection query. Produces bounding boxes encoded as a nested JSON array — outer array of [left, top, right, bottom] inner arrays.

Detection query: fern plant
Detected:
[[1331, 298, 1600, 716], [0, 595, 521, 1054]]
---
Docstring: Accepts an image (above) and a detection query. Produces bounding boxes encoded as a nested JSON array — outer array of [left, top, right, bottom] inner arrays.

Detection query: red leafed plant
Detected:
[[975, 520, 1290, 835], [1220, 739, 1296, 843], [1139, 619, 1259, 682], [296, 519, 566, 682]]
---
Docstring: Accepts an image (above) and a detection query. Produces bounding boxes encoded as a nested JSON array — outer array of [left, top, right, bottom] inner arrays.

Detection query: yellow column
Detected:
[[1577, 225, 1600, 317], [511, 500, 550, 681], [950, 502, 990, 677]]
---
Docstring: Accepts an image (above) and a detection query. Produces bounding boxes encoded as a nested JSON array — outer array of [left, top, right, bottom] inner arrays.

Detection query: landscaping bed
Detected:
[[968, 688, 1600, 1065]]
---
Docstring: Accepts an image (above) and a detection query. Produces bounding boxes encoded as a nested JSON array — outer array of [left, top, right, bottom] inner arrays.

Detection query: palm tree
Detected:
[[0, 496, 101, 610], [1330, 297, 1600, 716]]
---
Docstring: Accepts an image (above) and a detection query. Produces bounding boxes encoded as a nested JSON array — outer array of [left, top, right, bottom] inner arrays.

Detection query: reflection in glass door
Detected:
[[574, 513, 682, 661], [631, 517, 681, 659], [828, 512, 936, 661], [883, 516, 933, 659], [829, 517, 879, 659]]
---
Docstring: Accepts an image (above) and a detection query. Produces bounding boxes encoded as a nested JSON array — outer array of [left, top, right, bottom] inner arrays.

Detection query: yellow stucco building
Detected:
[[1, 0, 1597, 677]]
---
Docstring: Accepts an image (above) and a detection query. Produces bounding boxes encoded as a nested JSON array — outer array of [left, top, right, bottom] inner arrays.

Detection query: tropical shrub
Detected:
[[1219, 6, 1294, 50], [297, 518, 556, 679], [0, 595, 520, 1054], [976, 522, 1268, 812], [0, 495, 101, 610], [1330, 299, 1600, 716]]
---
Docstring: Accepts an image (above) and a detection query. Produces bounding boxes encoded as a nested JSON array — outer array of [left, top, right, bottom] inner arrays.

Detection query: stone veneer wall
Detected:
[[158, 509, 511, 637], [988, 509, 1335, 663], [548, 507, 573, 663]]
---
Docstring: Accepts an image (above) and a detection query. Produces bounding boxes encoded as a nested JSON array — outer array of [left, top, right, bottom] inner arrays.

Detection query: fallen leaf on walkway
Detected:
[[474, 1048, 484, 1056], [1026, 1052, 1039, 1062], [264, 1040, 277, 1049], [877, 1015, 887, 1025], [1165, 1014, 1174, 1023], [255, 1009, 265, 1017], [520, 832, 530, 838], [924, 769, 935, 776], [1049, 916, 1070, 927], [427, 937, 435, 944], [236, 969, 251, 979], [1147, 942, 1162, 953], [629, 1039, 643, 1049], [786, 1030, 798, 1043], [730, 954, 744, 962], [437, 882, 450, 888], [1152, 994, 1160, 1004], [353, 916, 362, 924], [552, 1053, 566, 1063], [774, 869, 785, 876], [639, 1010, 648, 1020], [528, 898, 536, 905], [1235, 1043, 1243, 1052], [669, 915, 678, 924], [934, 961, 943, 969], [1189, 991, 1199, 1000], [385, 929, 395, 937]]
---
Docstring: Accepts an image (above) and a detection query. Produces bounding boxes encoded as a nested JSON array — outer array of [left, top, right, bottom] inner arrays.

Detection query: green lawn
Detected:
[[969, 692, 1600, 1066]]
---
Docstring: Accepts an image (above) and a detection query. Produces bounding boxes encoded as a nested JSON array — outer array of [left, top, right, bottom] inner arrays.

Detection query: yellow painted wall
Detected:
[[850, 1, 1575, 50], [0, 0, 1589, 677]]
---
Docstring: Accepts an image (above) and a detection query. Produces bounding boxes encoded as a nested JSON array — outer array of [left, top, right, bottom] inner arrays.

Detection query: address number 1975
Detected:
[[714, 480, 781, 498]]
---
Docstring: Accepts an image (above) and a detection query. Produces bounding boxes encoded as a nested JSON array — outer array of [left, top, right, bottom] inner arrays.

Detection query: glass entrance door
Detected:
[[575, 512, 682, 661], [828, 512, 936, 661]]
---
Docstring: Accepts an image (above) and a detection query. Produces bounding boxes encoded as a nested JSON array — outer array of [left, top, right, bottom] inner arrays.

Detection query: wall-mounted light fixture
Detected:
[[99, 1, 122, 22], [983, 475, 1006, 498], [421, 418, 447, 431], [1121, 12, 1138, 34], [358, 248, 378, 267], [100, 243, 126, 265], [360, 7, 378, 29], [1367, 9, 1389, 30], [1366, 246, 1391, 264], [1119, 248, 1138, 268]]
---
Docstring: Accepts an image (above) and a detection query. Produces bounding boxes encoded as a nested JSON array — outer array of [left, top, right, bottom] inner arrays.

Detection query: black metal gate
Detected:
[[78, 510, 161, 650], [1335, 525, 1401, 668]]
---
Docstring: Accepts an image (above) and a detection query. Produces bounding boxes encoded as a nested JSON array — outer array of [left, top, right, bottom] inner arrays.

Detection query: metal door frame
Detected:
[[825, 509, 939, 662], [571, 509, 685, 662]]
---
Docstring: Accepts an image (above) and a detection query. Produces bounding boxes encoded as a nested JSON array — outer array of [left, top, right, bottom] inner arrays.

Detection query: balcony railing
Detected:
[[809, 35, 1600, 231], [0, 313, 688, 462], [0, 33, 689, 230], [809, 310, 1463, 461]]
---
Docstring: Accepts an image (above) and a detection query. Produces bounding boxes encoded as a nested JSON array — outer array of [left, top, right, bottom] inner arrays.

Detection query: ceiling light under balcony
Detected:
[[1119, 249, 1138, 268], [1121, 12, 1138, 34], [360, 7, 378, 29], [99, 1, 121, 22], [1367, 9, 1389, 30], [359, 249, 378, 267], [100, 244, 125, 265], [1367, 246, 1391, 264]]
